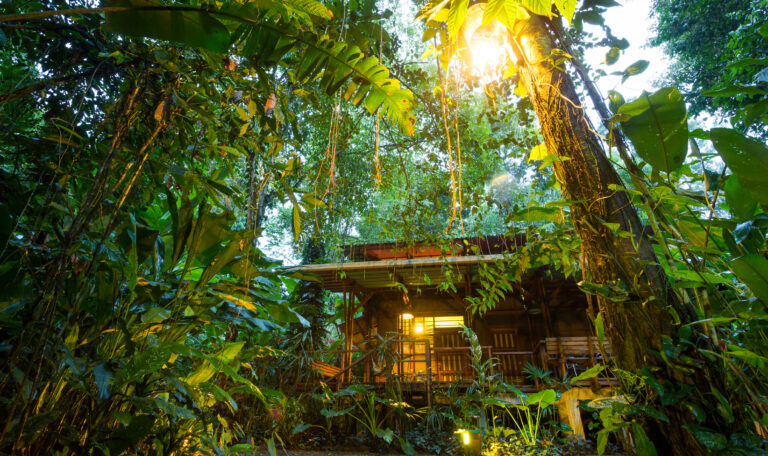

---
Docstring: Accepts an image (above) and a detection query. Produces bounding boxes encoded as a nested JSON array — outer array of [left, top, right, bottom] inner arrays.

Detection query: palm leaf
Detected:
[[101, 0, 415, 135]]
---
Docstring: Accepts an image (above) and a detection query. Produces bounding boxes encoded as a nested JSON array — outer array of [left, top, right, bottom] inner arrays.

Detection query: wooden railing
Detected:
[[316, 336, 614, 395], [322, 343, 538, 384]]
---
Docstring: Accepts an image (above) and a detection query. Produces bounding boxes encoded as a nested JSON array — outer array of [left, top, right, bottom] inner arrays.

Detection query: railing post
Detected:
[[425, 340, 432, 408], [587, 336, 598, 389]]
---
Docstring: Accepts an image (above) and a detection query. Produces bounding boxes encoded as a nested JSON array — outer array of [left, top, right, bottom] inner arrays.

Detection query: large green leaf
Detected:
[[724, 176, 758, 221], [618, 88, 688, 173], [448, 0, 469, 39], [245, 29, 415, 135], [115, 344, 175, 386], [710, 128, 768, 209], [730, 254, 768, 304], [524, 389, 556, 408], [105, 1, 415, 135], [521, 0, 552, 17], [197, 231, 253, 286], [185, 342, 245, 386], [104, 0, 230, 53], [632, 423, 658, 456], [483, 0, 519, 29]]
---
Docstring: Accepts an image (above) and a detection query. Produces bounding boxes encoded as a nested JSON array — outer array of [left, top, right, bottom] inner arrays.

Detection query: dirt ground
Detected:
[[252, 450, 627, 455], [254, 452, 430, 456]]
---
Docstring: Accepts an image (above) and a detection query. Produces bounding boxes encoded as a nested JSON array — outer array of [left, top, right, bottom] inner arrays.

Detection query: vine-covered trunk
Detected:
[[512, 16, 730, 455]]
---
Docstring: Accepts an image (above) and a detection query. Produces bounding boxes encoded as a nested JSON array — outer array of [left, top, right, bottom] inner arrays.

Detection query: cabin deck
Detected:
[[311, 336, 616, 406]]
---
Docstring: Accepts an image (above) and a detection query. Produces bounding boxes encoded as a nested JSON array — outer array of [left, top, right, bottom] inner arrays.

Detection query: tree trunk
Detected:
[[512, 16, 733, 454]]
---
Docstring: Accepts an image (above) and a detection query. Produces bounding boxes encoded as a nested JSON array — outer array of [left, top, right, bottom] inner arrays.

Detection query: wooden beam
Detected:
[[283, 253, 507, 274]]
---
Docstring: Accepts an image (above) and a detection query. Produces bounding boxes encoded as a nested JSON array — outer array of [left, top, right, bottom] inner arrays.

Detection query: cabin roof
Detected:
[[341, 234, 524, 262], [283, 253, 508, 292]]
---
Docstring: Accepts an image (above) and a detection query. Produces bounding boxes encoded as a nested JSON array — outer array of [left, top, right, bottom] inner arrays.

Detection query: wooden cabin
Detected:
[[289, 236, 614, 403]]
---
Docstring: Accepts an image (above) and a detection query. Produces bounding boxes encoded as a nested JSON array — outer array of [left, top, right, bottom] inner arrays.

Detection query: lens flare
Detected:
[[469, 34, 507, 72]]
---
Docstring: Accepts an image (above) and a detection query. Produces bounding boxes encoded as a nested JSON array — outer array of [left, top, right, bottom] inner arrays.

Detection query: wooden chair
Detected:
[[544, 336, 611, 380]]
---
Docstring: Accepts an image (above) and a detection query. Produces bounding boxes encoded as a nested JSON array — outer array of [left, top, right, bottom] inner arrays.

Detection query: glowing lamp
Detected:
[[401, 313, 414, 320], [414, 322, 424, 334], [463, 431, 470, 445]]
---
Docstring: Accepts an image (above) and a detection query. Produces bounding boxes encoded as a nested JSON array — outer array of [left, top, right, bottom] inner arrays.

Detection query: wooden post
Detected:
[[364, 305, 372, 384], [343, 290, 348, 387], [526, 311, 539, 389]]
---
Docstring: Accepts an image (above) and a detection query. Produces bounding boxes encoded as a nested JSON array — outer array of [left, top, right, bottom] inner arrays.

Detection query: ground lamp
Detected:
[[454, 429, 482, 456]]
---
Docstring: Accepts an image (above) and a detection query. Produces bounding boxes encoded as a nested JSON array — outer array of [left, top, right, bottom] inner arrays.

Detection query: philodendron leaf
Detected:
[[525, 389, 556, 408], [104, 0, 230, 53], [618, 87, 688, 173], [730, 254, 768, 305], [710, 128, 768, 209]]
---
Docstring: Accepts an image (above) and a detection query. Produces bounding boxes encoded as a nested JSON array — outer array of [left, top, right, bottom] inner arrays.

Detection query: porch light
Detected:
[[401, 313, 414, 320], [414, 322, 424, 334]]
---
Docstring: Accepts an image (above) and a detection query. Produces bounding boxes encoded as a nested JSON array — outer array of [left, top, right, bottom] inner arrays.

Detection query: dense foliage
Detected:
[[651, 0, 768, 137], [1, 0, 768, 455]]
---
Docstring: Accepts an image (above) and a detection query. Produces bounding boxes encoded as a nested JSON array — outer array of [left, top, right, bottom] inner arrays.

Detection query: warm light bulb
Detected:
[[401, 313, 414, 320], [414, 323, 424, 334]]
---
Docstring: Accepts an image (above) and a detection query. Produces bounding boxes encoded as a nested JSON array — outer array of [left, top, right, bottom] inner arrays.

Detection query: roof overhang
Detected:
[[283, 254, 509, 292]]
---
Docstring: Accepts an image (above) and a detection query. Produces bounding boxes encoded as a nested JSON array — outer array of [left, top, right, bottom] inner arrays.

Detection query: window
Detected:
[[398, 314, 464, 342]]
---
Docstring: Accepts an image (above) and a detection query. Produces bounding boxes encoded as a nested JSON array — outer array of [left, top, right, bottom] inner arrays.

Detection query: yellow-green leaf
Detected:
[[554, 0, 576, 24], [292, 204, 301, 242], [528, 143, 549, 162], [515, 79, 528, 98], [520, 0, 552, 17], [235, 106, 249, 121]]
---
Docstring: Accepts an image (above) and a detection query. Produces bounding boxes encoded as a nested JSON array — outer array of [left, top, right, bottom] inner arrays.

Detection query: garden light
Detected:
[[463, 431, 470, 445]]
